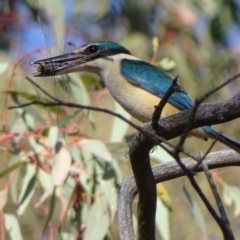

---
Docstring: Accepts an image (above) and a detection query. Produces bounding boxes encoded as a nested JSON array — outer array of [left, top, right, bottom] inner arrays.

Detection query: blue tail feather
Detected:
[[203, 126, 240, 153]]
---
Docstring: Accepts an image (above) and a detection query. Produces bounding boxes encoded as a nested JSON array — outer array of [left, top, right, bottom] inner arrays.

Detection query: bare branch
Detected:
[[128, 133, 156, 240], [202, 161, 234, 239], [118, 150, 240, 240], [152, 93, 240, 141], [152, 76, 180, 129]]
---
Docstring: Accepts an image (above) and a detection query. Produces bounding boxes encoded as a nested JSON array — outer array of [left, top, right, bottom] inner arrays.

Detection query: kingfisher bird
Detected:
[[32, 40, 240, 153]]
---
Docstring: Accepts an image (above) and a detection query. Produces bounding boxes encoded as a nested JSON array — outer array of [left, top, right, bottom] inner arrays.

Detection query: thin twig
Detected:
[[152, 76, 179, 129], [195, 135, 220, 170], [202, 161, 235, 240], [175, 98, 201, 155], [199, 72, 240, 102]]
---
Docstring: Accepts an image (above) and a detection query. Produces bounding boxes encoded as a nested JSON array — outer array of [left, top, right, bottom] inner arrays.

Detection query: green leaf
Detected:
[[158, 57, 176, 71], [8, 91, 66, 115], [83, 200, 110, 240], [35, 190, 52, 208], [109, 101, 131, 142], [81, 74, 98, 87], [100, 178, 117, 222], [150, 145, 175, 163], [17, 164, 36, 215], [106, 143, 128, 162], [157, 183, 172, 211], [124, 133, 135, 144], [63, 73, 95, 124], [38, 169, 53, 191], [222, 184, 240, 216], [102, 167, 115, 180], [28, 136, 44, 153], [79, 139, 112, 162], [18, 175, 36, 206], [183, 186, 207, 236], [0, 62, 9, 75], [111, 158, 123, 183], [4, 214, 22, 240], [52, 146, 72, 187], [152, 36, 159, 54], [42, 188, 57, 238], [22, 106, 44, 126], [156, 199, 170, 240], [54, 113, 78, 128], [9, 155, 22, 204], [61, 174, 76, 209], [60, 232, 76, 240], [48, 126, 59, 148], [8, 90, 45, 103], [11, 118, 27, 143], [10, 166, 21, 204], [132, 214, 138, 237], [67, 145, 82, 162], [0, 162, 24, 179], [23, 111, 35, 130]]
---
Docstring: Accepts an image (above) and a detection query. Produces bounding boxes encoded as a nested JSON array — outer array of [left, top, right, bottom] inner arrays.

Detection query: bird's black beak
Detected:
[[31, 47, 109, 77], [31, 52, 91, 77]]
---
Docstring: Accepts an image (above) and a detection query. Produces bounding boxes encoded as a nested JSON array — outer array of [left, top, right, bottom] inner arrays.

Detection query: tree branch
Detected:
[[153, 93, 240, 141], [202, 161, 234, 239], [128, 134, 156, 240], [118, 150, 240, 240]]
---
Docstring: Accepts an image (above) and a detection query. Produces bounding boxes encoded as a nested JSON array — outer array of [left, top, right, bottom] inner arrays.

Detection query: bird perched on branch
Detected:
[[32, 40, 240, 153]]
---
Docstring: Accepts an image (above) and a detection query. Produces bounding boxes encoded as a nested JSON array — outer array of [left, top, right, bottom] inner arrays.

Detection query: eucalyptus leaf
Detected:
[[17, 164, 36, 215], [0, 162, 24, 179], [150, 145, 175, 163], [109, 101, 131, 142], [52, 146, 72, 187], [38, 169, 53, 191], [183, 186, 207, 236], [48, 125, 59, 148], [83, 200, 110, 240], [100, 179, 117, 223], [222, 184, 240, 216], [11, 118, 27, 144], [8, 91, 66, 114], [0, 62, 9, 75], [61, 232, 76, 240], [156, 199, 170, 240], [42, 188, 56, 238], [4, 214, 22, 240], [79, 139, 112, 162]]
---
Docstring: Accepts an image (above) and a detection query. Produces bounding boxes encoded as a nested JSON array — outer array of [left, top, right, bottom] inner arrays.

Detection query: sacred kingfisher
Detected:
[[31, 40, 240, 153]]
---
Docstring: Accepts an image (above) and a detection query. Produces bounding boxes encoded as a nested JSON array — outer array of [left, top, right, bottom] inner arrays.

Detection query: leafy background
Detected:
[[1, 0, 240, 239]]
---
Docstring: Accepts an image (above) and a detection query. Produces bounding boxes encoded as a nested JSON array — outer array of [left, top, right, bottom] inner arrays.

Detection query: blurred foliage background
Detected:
[[1, 0, 240, 239]]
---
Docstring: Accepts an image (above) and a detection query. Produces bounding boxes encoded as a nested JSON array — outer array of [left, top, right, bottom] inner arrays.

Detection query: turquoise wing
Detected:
[[120, 59, 193, 111]]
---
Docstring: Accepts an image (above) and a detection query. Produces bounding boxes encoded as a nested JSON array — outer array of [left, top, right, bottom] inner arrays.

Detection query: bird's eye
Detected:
[[86, 45, 99, 54]]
